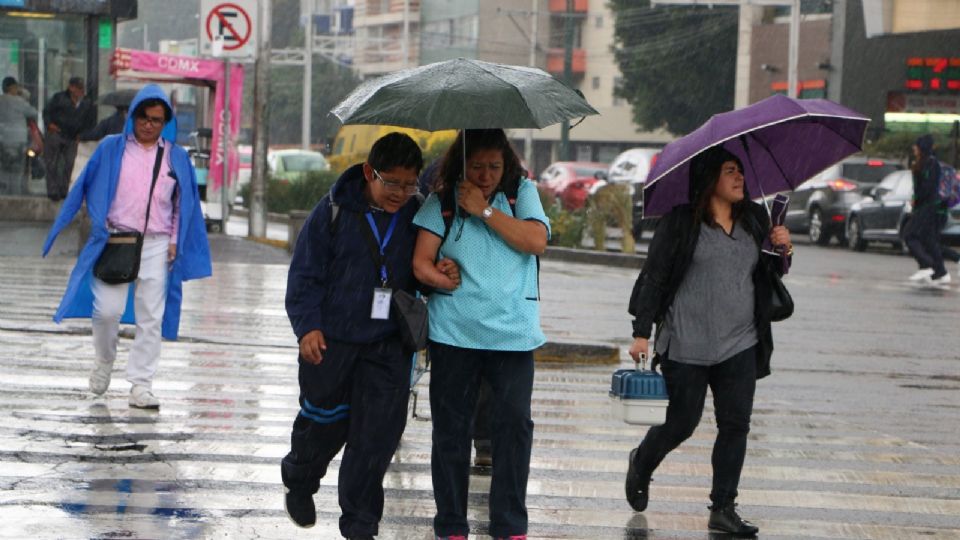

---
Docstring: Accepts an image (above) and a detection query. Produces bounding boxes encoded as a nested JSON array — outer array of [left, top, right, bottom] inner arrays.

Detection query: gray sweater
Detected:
[[0, 93, 37, 144], [655, 221, 759, 365]]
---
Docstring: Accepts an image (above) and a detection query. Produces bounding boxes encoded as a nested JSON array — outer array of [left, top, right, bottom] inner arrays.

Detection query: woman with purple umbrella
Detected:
[[625, 145, 792, 536]]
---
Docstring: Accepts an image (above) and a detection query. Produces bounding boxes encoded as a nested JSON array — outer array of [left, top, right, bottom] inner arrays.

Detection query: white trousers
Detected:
[[91, 234, 170, 389]]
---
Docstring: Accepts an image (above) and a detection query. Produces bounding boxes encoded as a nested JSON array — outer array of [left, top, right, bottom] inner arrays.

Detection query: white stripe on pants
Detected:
[[91, 234, 170, 389]]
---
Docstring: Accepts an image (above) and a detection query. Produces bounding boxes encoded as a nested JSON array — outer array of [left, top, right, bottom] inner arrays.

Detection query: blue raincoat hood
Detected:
[[124, 84, 178, 142]]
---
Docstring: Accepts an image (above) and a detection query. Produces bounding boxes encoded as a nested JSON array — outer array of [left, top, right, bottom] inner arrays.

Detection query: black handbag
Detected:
[[93, 146, 165, 285], [392, 289, 429, 351], [356, 212, 430, 350], [761, 254, 794, 322]]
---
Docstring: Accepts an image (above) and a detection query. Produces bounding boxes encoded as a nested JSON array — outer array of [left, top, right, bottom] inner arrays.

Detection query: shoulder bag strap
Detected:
[[141, 144, 165, 234]]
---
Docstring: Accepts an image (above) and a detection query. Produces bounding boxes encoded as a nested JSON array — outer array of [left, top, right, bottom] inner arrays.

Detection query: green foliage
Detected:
[[240, 170, 340, 214], [540, 185, 584, 248], [609, 1, 738, 135], [861, 132, 919, 161], [264, 0, 363, 147]]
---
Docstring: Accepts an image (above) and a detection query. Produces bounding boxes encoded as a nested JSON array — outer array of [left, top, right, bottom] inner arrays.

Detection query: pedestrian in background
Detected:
[[0, 76, 38, 195], [626, 145, 792, 536], [43, 76, 94, 201], [412, 128, 549, 540], [42, 84, 211, 409], [80, 104, 128, 142], [904, 134, 949, 286], [281, 132, 459, 538]]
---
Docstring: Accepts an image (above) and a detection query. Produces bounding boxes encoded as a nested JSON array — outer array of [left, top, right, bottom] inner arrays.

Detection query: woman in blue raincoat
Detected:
[[43, 84, 211, 409]]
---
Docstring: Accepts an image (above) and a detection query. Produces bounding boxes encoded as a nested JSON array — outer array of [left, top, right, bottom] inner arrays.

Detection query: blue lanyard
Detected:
[[365, 211, 398, 286]]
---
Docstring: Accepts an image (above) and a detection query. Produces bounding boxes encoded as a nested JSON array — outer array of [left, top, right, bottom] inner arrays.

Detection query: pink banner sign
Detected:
[[111, 48, 244, 189]]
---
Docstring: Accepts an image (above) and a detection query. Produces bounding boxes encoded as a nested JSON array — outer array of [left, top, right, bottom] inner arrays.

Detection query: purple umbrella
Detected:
[[643, 94, 870, 218]]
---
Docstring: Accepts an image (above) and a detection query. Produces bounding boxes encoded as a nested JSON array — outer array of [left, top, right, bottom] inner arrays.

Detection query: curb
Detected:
[[542, 246, 645, 269]]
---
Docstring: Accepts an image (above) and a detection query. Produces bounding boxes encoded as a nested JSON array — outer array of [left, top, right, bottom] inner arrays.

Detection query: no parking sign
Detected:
[[200, 0, 257, 59]]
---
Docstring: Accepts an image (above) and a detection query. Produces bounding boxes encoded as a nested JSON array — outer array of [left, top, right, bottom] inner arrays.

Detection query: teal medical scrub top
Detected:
[[413, 179, 551, 351]]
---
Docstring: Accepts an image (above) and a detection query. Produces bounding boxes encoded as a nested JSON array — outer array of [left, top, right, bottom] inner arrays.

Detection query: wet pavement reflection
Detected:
[[2, 239, 960, 538]]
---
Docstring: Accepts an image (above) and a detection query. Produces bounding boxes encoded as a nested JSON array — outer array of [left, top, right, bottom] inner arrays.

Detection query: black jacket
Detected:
[[912, 156, 941, 209], [43, 90, 95, 139], [285, 164, 420, 345], [628, 201, 782, 379]]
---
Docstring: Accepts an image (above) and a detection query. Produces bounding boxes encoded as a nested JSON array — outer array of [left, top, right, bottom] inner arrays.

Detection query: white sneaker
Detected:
[[88, 358, 114, 396], [908, 268, 934, 281], [129, 385, 160, 409], [921, 273, 952, 289], [931, 273, 952, 287]]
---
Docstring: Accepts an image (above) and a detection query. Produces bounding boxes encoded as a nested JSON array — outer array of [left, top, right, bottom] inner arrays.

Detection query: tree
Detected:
[[268, 59, 361, 147], [264, 0, 362, 147], [610, 1, 739, 136]]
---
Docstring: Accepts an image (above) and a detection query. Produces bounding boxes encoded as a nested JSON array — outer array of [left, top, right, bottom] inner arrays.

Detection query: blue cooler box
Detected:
[[609, 366, 669, 425]]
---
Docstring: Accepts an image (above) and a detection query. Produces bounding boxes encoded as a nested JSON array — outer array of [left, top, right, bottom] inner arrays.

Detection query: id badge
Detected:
[[371, 287, 392, 320]]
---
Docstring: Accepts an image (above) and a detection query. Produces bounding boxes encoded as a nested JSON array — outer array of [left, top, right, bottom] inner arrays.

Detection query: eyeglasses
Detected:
[[373, 168, 419, 196], [136, 114, 165, 127]]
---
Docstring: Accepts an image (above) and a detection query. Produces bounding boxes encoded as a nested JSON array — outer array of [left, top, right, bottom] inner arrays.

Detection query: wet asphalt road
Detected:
[[0, 232, 958, 539]]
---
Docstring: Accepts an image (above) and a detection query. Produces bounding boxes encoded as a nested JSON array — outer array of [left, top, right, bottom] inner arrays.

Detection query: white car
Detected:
[[267, 149, 330, 182]]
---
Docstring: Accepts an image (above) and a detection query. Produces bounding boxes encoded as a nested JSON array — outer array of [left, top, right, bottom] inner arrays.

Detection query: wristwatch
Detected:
[[481, 206, 495, 220]]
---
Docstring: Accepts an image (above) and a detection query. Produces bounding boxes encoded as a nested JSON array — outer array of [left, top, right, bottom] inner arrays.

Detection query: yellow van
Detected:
[[328, 125, 458, 173]]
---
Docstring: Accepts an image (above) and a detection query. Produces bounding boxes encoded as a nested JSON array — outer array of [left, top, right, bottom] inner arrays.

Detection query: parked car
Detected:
[[538, 161, 608, 198], [846, 166, 960, 252], [605, 148, 661, 240], [558, 177, 603, 211], [267, 149, 330, 182], [784, 156, 903, 245]]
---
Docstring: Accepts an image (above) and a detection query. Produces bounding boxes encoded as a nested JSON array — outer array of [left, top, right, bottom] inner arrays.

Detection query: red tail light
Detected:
[[829, 179, 857, 191], [866, 159, 885, 167]]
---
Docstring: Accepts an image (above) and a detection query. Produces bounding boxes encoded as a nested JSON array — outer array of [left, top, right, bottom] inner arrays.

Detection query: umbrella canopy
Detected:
[[643, 94, 870, 218], [100, 88, 139, 108], [331, 58, 598, 131]]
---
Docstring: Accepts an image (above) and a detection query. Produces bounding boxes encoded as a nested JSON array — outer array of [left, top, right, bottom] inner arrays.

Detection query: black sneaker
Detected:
[[284, 487, 315, 528], [625, 447, 651, 512], [708, 503, 759, 537]]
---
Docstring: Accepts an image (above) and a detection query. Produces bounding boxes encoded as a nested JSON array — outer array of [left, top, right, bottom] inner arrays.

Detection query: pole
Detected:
[[221, 59, 231, 231], [787, 0, 800, 98], [524, 0, 539, 171], [302, 8, 313, 150], [250, 0, 271, 238], [402, 0, 410, 67], [560, 0, 573, 161]]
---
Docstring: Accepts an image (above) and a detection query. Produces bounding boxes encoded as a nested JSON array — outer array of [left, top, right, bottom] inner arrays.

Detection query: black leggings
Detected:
[[633, 345, 757, 506]]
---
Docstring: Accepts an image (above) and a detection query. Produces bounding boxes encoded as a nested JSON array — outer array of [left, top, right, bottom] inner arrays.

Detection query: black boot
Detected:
[[708, 503, 759, 537], [625, 447, 652, 511]]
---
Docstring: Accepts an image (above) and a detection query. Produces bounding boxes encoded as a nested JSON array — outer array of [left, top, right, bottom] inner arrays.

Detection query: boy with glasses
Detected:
[[282, 132, 460, 538]]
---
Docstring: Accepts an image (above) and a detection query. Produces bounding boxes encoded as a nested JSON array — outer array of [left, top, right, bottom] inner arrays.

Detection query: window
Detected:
[[592, 76, 600, 90], [595, 16, 603, 28]]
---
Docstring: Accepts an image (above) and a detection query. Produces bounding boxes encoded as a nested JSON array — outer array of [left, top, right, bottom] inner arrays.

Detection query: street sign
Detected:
[[200, 0, 256, 59]]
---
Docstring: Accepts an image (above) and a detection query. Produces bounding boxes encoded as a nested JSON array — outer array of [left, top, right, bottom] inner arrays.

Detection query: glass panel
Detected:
[[0, 12, 87, 197]]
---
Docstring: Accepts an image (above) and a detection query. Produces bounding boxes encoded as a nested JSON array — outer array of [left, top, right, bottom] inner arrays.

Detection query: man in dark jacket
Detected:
[[42, 76, 94, 200], [281, 132, 459, 538], [904, 134, 948, 286]]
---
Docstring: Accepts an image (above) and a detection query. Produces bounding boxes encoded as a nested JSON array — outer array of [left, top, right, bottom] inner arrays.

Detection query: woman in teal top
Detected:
[[413, 129, 550, 540]]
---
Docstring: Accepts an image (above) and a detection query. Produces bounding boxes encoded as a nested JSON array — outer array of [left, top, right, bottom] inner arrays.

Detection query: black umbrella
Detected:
[[100, 88, 138, 108]]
